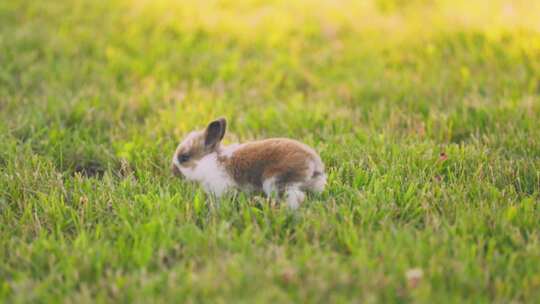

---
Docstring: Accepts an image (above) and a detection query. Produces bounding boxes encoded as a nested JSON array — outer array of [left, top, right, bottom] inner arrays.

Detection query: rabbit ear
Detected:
[[204, 117, 227, 149]]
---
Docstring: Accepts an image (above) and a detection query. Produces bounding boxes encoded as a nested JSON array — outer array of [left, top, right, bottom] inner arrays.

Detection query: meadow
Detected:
[[1, 0, 540, 302]]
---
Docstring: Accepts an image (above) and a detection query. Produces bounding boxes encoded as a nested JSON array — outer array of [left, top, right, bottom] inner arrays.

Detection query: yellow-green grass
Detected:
[[1, 0, 540, 302]]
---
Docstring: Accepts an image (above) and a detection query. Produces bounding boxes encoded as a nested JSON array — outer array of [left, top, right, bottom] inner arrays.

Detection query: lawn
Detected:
[[1, 0, 540, 302]]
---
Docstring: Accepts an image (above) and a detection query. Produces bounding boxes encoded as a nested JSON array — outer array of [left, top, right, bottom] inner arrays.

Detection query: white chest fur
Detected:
[[180, 152, 235, 197]]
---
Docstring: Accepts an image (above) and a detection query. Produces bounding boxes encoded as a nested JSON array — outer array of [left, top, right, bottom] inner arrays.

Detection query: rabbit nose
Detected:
[[171, 163, 183, 178]]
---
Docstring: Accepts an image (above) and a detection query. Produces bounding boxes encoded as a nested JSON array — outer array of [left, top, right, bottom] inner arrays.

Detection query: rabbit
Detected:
[[171, 117, 326, 209]]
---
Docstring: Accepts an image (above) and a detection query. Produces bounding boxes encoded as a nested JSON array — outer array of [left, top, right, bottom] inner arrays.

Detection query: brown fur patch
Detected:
[[221, 138, 317, 191], [173, 119, 228, 173], [173, 131, 209, 170]]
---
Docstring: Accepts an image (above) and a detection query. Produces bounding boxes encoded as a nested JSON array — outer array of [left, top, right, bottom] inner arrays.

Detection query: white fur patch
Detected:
[[262, 176, 277, 197], [309, 173, 327, 193], [172, 131, 201, 168], [285, 185, 305, 209], [179, 152, 235, 197], [182, 131, 200, 146], [220, 143, 242, 158], [303, 158, 326, 193]]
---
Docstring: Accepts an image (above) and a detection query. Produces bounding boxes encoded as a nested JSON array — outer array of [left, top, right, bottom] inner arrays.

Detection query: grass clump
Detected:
[[1, 0, 540, 302]]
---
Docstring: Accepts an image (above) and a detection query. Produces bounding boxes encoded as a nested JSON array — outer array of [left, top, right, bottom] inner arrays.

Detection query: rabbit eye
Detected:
[[178, 154, 190, 163]]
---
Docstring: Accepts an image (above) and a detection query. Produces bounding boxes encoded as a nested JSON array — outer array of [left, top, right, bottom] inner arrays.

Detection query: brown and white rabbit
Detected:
[[171, 118, 326, 209]]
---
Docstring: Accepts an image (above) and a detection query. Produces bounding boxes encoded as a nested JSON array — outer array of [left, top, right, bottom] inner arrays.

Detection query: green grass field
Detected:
[[1, 0, 540, 302]]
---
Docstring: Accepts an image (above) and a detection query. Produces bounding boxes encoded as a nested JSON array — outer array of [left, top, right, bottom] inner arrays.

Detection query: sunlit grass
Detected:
[[1, 0, 540, 302]]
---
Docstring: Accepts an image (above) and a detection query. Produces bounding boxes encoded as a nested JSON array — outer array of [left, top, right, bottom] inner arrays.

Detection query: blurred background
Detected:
[[2, 0, 540, 201], [2, 1, 540, 301]]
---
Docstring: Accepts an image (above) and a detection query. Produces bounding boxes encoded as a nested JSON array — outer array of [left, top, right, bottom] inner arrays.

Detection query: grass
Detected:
[[1, 0, 540, 302]]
